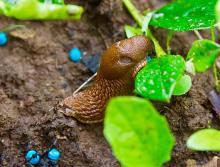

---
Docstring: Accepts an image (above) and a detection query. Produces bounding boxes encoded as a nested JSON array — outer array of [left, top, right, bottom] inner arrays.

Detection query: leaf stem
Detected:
[[166, 31, 174, 54], [210, 25, 216, 42], [122, 0, 166, 57], [213, 63, 220, 92], [122, 0, 144, 27], [147, 30, 166, 57]]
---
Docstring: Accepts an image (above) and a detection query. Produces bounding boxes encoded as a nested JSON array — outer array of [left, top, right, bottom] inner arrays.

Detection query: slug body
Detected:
[[59, 35, 151, 123]]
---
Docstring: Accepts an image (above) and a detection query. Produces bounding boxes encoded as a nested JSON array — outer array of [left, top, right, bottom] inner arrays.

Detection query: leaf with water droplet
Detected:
[[150, 0, 217, 31], [187, 40, 220, 72], [135, 55, 185, 102], [187, 129, 220, 151], [173, 74, 192, 96], [104, 96, 175, 167]]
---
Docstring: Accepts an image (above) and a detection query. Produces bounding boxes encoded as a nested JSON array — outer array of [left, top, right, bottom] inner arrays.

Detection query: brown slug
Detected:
[[58, 35, 151, 123]]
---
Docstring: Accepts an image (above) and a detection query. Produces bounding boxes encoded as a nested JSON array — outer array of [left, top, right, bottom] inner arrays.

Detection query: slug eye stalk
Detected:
[[0, 0, 84, 20]]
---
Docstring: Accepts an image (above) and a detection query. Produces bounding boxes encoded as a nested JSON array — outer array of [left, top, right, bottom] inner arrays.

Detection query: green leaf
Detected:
[[38, 0, 64, 4], [104, 97, 175, 167], [187, 129, 220, 151], [150, 0, 217, 31], [173, 74, 192, 96], [135, 55, 185, 102], [187, 40, 220, 72], [142, 12, 153, 33], [124, 25, 142, 38], [0, 0, 84, 20]]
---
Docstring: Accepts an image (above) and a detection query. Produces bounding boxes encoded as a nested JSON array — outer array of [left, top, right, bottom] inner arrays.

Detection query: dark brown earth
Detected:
[[0, 0, 220, 166]]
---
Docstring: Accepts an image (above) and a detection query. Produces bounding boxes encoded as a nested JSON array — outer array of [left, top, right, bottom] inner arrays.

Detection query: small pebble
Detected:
[[48, 148, 60, 161], [0, 32, 8, 46], [69, 48, 82, 62], [25, 150, 40, 165]]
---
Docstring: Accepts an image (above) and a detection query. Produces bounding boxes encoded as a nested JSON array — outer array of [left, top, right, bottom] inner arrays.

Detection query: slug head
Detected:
[[98, 35, 151, 80]]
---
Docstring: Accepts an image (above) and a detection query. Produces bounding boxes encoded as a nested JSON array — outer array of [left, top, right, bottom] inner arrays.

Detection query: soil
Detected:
[[0, 0, 220, 166]]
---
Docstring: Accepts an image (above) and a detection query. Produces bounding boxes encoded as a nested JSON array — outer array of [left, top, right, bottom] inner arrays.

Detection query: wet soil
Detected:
[[0, 0, 220, 166]]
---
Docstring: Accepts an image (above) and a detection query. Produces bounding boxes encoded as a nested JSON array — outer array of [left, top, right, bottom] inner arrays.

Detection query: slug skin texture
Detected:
[[58, 35, 151, 123]]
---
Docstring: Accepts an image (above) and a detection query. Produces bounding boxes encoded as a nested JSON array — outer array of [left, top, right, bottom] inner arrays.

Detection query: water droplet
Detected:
[[162, 88, 166, 94], [174, 16, 179, 20], [153, 13, 164, 19], [198, 22, 204, 26], [141, 86, 147, 91], [169, 78, 175, 83], [149, 79, 154, 85], [163, 71, 167, 75], [149, 90, 155, 94]]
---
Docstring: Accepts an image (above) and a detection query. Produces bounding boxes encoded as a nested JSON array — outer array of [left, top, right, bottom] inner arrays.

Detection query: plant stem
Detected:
[[122, 0, 144, 27], [210, 25, 216, 42], [147, 30, 166, 57], [122, 0, 166, 57], [213, 63, 220, 92], [166, 31, 174, 54]]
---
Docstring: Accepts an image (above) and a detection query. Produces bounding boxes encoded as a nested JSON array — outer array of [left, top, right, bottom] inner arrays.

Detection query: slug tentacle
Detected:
[[58, 35, 152, 124]]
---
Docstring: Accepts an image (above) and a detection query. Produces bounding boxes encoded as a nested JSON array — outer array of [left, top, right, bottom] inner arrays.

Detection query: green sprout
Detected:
[[187, 129, 220, 151], [104, 97, 174, 167], [122, 0, 192, 102], [104, 0, 220, 167]]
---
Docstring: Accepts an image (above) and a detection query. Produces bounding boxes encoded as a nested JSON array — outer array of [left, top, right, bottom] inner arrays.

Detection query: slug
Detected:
[[58, 35, 151, 123]]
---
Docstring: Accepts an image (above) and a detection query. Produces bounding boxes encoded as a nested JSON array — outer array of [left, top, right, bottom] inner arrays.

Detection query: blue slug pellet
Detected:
[[25, 150, 40, 165], [48, 148, 60, 161], [0, 32, 8, 46], [147, 55, 152, 62], [69, 48, 82, 62]]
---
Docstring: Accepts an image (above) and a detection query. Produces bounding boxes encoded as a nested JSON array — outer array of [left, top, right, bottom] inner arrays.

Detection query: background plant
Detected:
[[104, 0, 220, 166], [0, 0, 84, 20]]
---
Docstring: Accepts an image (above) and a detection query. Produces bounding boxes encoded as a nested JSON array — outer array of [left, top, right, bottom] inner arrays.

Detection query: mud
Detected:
[[0, 0, 220, 166]]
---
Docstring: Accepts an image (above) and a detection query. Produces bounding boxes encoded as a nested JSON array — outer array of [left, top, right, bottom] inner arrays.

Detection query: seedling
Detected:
[[187, 129, 220, 151], [0, 0, 84, 20], [104, 0, 220, 166], [104, 97, 174, 167]]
